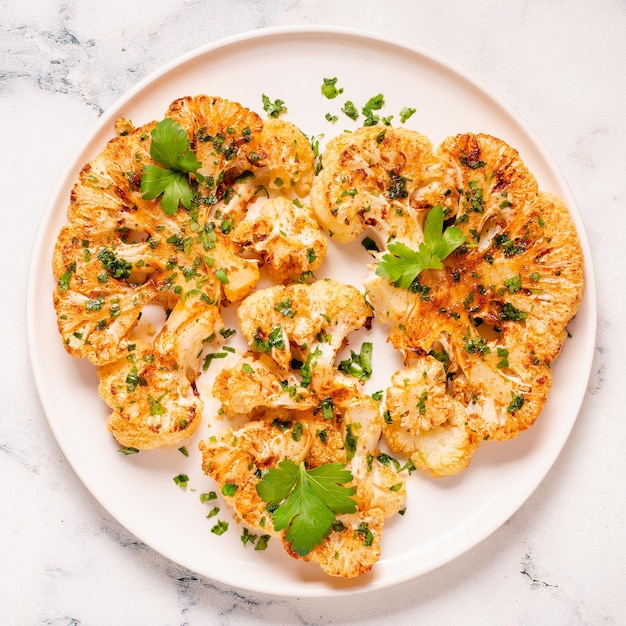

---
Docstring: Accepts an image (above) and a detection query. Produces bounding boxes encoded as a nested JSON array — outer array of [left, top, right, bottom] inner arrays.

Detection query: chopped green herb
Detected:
[[173, 473, 189, 488], [504, 274, 522, 293], [399, 106, 416, 123], [499, 303, 529, 322], [314, 396, 335, 421], [496, 347, 510, 369], [507, 392, 525, 413], [202, 351, 228, 371], [338, 342, 373, 381], [341, 100, 359, 120], [118, 446, 140, 455], [215, 268, 229, 284], [274, 298, 295, 318], [361, 236, 380, 253], [344, 424, 358, 462], [211, 520, 229, 535], [125, 366, 147, 392], [221, 483, 238, 497], [387, 170, 408, 200], [464, 336, 491, 355], [321, 77, 343, 99], [262, 94, 287, 118]]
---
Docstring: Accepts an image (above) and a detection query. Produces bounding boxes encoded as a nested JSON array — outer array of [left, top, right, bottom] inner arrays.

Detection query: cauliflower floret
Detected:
[[383, 356, 479, 477], [98, 340, 202, 449], [199, 418, 319, 530], [295, 510, 386, 578], [153, 272, 223, 382], [212, 117, 317, 226], [231, 196, 327, 283], [165, 95, 263, 183], [310, 125, 446, 246], [237, 279, 373, 392], [52, 223, 160, 365], [212, 352, 317, 418], [246, 117, 316, 197], [336, 391, 406, 517]]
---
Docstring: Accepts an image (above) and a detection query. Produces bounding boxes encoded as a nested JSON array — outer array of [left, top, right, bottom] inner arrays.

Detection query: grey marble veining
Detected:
[[2, 0, 625, 624]]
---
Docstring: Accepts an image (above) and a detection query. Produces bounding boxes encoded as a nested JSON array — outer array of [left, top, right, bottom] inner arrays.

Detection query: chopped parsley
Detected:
[[321, 77, 343, 99], [338, 342, 373, 381], [399, 106, 416, 123], [261, 94, 287, 118], [341, 100, 359, 120]]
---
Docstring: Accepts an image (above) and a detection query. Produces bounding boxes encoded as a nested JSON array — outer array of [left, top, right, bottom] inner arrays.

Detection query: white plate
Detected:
[[26, 26, 597, 597]]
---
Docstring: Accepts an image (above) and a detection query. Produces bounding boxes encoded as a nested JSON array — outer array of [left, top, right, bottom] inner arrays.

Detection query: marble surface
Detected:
[[2, 0, 624, 624]]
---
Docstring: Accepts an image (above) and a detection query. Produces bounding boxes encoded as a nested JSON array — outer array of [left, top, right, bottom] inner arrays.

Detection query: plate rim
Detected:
[[26, 24, 598, 597]]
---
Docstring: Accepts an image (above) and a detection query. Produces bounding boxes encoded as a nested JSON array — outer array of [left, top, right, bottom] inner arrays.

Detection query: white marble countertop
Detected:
[[3, 1, 624, 624]]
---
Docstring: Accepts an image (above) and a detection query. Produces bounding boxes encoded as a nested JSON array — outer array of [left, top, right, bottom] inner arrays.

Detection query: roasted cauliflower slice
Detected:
[[310, 125, 446, 246], [199, 416, 337, 533], [345, 132, 583, 471], [209, 117, 317, 226], [236, 279, 373, 392], [246, 117, 316, 197], [52, 94, 320, 449], [199, 389, 405, 578]]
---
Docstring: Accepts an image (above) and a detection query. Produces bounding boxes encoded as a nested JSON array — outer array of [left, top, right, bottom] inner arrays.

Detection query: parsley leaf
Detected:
[[376, 205, 465, 289], [149, 118, 202, 173], [141, 167, 195, 215], [341, 100, 359, 120], [256, 459, 356, 556], [140, 119, 202, 215]]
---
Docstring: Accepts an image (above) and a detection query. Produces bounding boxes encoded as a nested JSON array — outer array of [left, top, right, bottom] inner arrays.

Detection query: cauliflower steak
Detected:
[[52, 95, 321, 449], [311, 129, 584, 476], [200, 280, 405, 578]]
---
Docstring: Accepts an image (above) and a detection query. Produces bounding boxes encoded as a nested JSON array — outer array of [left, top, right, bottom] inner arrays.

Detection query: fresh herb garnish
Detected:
[[256, 459, 357, 556], [321, 77, 343, 99], [399, 107, 416, 123], [338, 342, 373, 381], [262, 94, 287, 118], [140, 119, 203, 215], [362, 93, 384, 127], [376, 205, 465, 288], [118, 446, 140, 455], [173, 473, 189, 488], [341, 100, 359, 120]]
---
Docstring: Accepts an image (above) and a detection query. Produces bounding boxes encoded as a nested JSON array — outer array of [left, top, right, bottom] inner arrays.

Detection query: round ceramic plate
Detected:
[[26, 26, 596, 597]]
